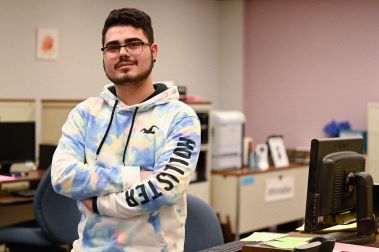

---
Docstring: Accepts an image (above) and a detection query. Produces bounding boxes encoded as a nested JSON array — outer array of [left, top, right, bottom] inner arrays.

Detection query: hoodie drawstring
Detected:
[[96, 100, 119, 159], [122, 107, 138, 165], [95, 101, 139, 165]]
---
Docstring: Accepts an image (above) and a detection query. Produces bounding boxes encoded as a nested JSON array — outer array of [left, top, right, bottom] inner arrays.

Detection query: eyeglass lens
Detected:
[[103, 42, 146, 59]]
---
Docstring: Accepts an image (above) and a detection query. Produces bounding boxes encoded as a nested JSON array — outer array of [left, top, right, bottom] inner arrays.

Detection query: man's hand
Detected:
[[82, 199, 93, 212], [140, 170, 153, 180]]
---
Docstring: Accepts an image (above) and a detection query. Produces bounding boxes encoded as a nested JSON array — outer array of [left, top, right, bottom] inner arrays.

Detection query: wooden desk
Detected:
[[0, 170, 44, 186], [0, 170, 44, 205], [0, 170, 44, 227], [211, 164, 308, 239], [210, 232, 379, 252]]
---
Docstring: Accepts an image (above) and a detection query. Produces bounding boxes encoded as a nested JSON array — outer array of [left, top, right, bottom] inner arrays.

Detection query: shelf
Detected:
[[187, 102, 212, 204]]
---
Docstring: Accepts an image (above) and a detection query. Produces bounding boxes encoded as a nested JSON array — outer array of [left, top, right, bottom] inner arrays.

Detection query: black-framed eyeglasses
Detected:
[[101, 41, 151, 59]]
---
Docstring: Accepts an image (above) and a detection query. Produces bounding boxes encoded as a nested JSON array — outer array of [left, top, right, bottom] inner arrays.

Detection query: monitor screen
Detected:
[[304, 137, 377, 244], [38, 143, 57, 170], [0, 121, 35, 174]]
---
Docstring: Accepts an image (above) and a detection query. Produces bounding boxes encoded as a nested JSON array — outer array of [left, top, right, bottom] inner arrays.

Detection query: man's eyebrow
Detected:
[[124, 38, 143, 43], [104, 40, 121, 46], [105, 38, 144, 47]]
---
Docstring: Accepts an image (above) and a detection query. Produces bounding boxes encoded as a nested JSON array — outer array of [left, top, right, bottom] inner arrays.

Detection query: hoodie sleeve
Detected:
[[51, 102, 140, 201], [95, 113, 201, 218]]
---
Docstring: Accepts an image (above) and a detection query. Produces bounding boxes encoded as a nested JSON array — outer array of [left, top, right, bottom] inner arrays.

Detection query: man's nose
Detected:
[[119, 46, 130, 55]]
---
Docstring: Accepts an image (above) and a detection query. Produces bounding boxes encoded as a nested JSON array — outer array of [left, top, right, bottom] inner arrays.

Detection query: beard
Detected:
[[104, 55, 154, 86]]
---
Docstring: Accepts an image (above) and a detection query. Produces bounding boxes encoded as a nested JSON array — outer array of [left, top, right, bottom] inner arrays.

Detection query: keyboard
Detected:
[[12, 189, 37, 197], [199, 240, 258, 252]]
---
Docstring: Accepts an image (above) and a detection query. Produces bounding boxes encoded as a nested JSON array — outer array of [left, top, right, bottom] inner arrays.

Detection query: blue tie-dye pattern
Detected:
[[64, 163, 76, 174], [148, 213, 169, 252], [62, 134, 84, 156], [86, 114, 113, 147], [83, 215, 124, 250], [148, 211, 161, 234], [108, 247, 124, 252], [137, 148, 154, 167], [53, 183, 62, 193], [96, 167, 123, 191], [158, 150, 172, 162], [82, 214, 101, 244], [72, 169, 91, 193], [86, 136, 101, 154]]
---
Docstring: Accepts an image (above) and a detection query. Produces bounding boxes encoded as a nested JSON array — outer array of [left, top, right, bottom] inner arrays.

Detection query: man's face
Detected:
[[102, 25, 157, 86]]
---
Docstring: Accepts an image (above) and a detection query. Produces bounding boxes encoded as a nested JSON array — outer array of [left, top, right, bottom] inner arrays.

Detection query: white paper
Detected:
[[265, 176, 295, 202]]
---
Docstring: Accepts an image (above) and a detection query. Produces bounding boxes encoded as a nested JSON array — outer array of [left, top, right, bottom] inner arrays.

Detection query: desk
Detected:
[[0, 170, 44, 227], [205, 232, 379, 251], [211, 164, 308, 239], [0, 170, 44, 186]]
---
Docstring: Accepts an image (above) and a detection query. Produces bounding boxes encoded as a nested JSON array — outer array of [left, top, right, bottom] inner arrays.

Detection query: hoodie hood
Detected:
[[99, 83, 179, 112]]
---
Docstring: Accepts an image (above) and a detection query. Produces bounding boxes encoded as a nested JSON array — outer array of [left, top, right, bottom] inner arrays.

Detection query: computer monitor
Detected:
[[304, 137, 377, 244], [38, 143, 57, 170], [0, 121, 36, 175]]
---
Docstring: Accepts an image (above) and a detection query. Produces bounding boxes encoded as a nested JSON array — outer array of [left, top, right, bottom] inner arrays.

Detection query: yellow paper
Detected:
[[296, 223, 356, 232], [265, 237, 311, 249], [240, 232, 288, 242]]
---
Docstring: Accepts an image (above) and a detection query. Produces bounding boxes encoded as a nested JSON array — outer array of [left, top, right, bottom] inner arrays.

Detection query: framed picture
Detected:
[[267, 135, 289, 168], [36, 28, 59, 60]]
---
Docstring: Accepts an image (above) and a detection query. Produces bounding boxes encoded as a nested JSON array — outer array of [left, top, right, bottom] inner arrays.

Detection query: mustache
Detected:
[[115, 58, 136, 69]]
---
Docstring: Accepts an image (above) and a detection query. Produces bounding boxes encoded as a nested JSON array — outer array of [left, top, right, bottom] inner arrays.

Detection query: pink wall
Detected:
[[244, 0, 379, 148]]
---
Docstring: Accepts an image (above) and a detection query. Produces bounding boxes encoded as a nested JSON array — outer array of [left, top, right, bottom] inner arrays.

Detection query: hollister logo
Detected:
[[125, 137, 196, 207], [141, 125, 159, 134]]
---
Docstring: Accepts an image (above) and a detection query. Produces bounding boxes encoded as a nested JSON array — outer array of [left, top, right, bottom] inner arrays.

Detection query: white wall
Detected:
[[0, 0, 224, 107], [218, 0, 244, 111]]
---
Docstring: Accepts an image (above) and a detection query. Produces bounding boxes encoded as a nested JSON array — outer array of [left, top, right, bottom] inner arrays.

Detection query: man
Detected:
[[51, 8, 201, 252]]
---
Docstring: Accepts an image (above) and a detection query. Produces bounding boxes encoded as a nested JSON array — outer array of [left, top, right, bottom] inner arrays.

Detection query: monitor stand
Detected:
[[327, 172, 377, 245], [0, 163, 12, 176], [326, 231, 376, 245]]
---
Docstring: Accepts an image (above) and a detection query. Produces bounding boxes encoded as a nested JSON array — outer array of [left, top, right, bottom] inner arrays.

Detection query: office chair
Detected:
[[0, 167, 80, 252], [184, 194, 224, 252]]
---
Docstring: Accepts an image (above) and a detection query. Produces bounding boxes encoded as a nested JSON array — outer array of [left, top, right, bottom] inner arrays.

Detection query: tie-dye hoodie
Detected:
[[51, 83, 201, 252]]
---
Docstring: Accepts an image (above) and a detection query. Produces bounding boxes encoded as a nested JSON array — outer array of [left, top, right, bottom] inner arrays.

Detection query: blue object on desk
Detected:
[[11, 172, 26, 177]]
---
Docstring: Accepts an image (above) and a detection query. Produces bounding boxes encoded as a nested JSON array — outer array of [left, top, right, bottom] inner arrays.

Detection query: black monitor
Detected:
[[38, 143, 57, 170], [0, 121, 36, 175], [304, 137, 377, 244]]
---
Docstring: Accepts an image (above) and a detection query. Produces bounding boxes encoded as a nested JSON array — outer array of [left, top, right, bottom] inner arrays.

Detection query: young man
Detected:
[[51, 8, 201, 252]]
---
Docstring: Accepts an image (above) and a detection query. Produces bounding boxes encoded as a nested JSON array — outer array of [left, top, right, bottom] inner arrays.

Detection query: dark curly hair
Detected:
[[102, 8, 154, 46]]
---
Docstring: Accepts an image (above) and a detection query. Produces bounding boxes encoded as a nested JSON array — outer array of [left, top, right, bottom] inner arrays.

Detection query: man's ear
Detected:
[[151, 43, 158, 61]]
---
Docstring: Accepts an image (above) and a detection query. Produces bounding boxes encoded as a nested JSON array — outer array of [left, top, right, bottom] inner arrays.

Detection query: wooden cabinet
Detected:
[[211, 164, 308, 238]]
